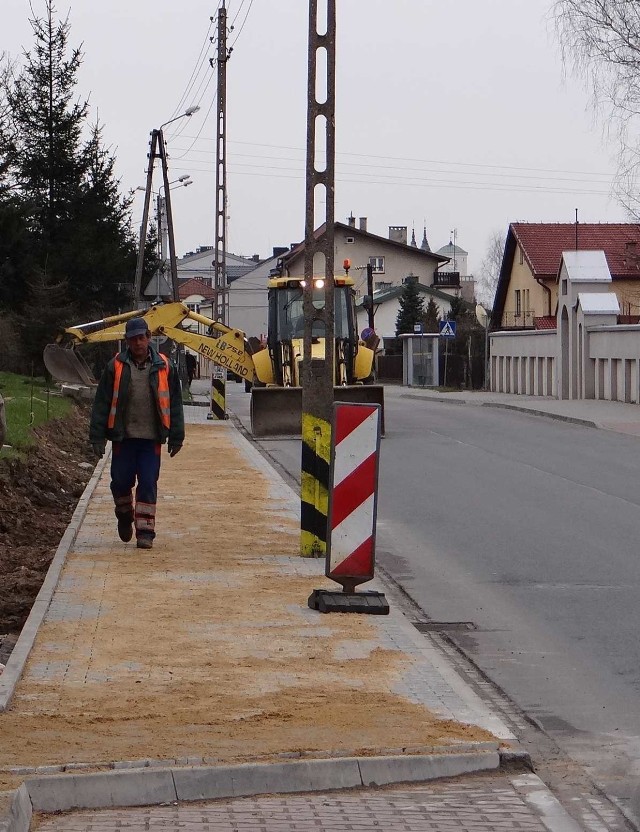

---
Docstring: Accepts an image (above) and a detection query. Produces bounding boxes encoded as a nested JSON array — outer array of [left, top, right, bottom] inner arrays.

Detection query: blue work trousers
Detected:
[[110, 439, 162, 540]]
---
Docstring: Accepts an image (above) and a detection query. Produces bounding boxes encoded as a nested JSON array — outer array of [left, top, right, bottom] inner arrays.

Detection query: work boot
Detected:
[[117, 514, 134, 543], [136, 536, 153, 550]]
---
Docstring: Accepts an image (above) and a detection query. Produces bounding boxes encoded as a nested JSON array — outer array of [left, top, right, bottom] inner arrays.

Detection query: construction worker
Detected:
[[89, 317, 185, 550]]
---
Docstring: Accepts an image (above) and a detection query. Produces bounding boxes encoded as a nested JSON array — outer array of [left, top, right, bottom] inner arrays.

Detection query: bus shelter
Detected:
[[399, 332, 440, 387]]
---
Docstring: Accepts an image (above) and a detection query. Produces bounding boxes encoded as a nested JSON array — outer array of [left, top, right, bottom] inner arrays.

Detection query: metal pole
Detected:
[[484, 322, 489, 391], [367, 262, 374, 329], [300, 0, 336, 558], [214, 2, 228, 324]]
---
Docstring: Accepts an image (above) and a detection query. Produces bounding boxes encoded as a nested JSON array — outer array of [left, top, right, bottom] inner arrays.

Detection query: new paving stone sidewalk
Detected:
[[34, 772, 581, 832], [0, 402, 622, 831]]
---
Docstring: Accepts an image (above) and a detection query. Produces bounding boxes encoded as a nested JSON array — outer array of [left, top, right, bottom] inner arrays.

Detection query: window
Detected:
[[514, 290, 521, 317], [369, 256, 385, 274], [561, 279, 567, 296], [346, 236, 355, 244], [187, 302, 201, 314], [519, 247, 524, 265]]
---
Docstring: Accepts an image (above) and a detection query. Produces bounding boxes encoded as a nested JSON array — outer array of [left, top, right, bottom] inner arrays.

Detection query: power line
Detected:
[[174, 134, 616, 179], [168, 163, 614, 197], [229, 0, 255, 51], [170, 145, 614, 188], [167, 18, 216, 123]]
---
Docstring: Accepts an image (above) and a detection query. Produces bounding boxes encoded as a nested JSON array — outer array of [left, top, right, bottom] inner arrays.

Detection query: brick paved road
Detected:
[[35, 774, 569, 831]]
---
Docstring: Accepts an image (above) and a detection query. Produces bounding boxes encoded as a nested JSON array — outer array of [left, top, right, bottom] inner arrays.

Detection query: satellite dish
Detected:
[[475, 304, 488, 328]]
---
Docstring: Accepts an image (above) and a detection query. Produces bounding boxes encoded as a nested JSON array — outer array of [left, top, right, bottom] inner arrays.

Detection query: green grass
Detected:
[[0, 371, 72, 457]]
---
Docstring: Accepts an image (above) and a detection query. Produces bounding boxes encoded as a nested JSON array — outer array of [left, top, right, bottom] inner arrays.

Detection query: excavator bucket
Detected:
[[250, 385, 384, 438], [43, 344, 97, 387], [251, 387, 303, 438]]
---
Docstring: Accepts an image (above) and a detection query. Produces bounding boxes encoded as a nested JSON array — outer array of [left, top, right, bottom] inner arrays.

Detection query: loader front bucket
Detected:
[[250, 384, 385, 438], [251, 386, 302, 438], [43, 344, 96, 387]]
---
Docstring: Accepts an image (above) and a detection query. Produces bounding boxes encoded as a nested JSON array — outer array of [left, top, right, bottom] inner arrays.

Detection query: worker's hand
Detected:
[[168, 442, 182, 458], [91, 441, 106, 457]]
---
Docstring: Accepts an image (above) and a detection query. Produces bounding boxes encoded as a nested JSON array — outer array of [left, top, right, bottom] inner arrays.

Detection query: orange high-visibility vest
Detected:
[[108, 354, 170, 430]]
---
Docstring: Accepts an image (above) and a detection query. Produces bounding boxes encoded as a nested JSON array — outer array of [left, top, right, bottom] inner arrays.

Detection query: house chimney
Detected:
[[348, 213, 356, 228], [403, 274, 418, 285], [389, 225, 407, 245], [359, 217, 367, 232], [273, 246, 288, 258]]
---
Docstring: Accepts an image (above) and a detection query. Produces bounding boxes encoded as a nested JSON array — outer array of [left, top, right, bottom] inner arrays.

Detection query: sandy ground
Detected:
[[0, 423, 494, 790]]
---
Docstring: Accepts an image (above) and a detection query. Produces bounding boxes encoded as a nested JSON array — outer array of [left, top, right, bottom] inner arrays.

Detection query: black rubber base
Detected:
[[308, 589, 390, 615]]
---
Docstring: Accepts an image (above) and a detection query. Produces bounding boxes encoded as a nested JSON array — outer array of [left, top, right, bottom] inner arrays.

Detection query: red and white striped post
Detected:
[[308, 401, 389, 614]]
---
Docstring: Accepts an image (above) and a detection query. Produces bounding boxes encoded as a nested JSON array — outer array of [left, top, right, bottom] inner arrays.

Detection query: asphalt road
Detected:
[[227, 384, 640, 823]]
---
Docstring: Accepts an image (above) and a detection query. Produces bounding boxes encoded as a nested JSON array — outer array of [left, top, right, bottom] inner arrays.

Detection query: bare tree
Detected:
[[554, 0, 640, 216], [476, 230, 505, 308]]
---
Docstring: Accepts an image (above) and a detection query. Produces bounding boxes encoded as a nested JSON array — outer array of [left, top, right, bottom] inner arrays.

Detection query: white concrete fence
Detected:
[[489, 250, 640, 405]]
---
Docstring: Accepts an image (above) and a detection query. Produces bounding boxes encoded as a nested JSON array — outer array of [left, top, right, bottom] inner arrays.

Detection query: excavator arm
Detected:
[[44, 302, 256, 385]]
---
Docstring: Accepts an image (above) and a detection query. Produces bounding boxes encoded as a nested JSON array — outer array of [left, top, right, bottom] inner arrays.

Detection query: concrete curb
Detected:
[[0, 751, 501, 827], [0, 451, 110, 713], [480, 402, 598, 429], [0, 786, 31, 832]]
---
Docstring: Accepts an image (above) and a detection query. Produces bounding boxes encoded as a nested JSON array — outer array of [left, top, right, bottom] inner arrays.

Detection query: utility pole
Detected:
[[213, 1, 229, 323], [134, 130, 160, 305], [300, 0, 336, 558], [366, 262, 374, 329], [133, 129, 180, 304]]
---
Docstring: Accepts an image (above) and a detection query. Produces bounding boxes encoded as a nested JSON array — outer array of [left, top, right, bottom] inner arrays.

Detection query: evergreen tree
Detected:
[[15, 270, 75, 371], [446, 295, 468, 321], [62, 120, 137, 315], [0, 3, 140, 319], [395, 280, 425, 335], [6, 2, 88, 252], [423, 297, 440, 332]]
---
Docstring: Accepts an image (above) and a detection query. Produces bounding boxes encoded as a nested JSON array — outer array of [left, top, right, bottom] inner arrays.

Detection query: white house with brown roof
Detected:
[[280, 218, 449, 294]]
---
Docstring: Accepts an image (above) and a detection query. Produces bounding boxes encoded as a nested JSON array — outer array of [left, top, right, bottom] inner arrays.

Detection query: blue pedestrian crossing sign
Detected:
[[439, 320, 456, 338]]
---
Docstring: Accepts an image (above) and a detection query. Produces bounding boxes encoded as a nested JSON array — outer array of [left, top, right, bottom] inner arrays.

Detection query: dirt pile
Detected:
[[0, 406, 94, 641]]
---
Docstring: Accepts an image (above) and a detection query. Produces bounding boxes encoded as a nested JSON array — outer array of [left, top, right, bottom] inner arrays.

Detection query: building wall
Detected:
[[356, 292, 453, 339], [285, 227, 442, 291], [502, 246, 550, 326]]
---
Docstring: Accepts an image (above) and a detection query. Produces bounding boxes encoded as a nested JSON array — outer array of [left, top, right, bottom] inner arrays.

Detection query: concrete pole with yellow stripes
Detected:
[[300, 0, 336, 557]]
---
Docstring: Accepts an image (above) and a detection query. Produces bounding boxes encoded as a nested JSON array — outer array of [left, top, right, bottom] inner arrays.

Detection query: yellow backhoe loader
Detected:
[[43, 274, 384, 437]]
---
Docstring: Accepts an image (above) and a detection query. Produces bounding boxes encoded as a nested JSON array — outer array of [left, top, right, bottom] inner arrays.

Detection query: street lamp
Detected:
[[160, 105, 200, 131]]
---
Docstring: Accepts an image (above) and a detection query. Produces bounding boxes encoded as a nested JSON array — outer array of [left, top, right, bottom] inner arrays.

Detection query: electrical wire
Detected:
[[169, 145, 614, 188], [167, 162, 614, 197], [168, 18, 216, 122], [228, 0, 255, 51], [174, 135, 615, 180]]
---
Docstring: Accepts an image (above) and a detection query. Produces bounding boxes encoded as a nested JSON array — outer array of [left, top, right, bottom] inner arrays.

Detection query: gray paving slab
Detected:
[[32, 772, 584, 832], [0, 452, 110, 713]]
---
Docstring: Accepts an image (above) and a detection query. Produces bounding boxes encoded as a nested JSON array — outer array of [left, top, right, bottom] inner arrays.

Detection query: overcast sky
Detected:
[[3, 0, 627, 274]]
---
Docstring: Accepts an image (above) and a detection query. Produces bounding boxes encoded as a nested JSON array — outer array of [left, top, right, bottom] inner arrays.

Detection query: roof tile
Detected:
[[513, 223, 640, 279]]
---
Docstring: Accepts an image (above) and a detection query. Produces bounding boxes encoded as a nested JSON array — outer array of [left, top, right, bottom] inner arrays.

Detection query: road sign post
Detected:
[[439, 320, 456, 387]]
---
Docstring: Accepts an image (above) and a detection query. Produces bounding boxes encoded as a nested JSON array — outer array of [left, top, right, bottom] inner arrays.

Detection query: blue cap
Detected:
[[125, 317, 149, 338]]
